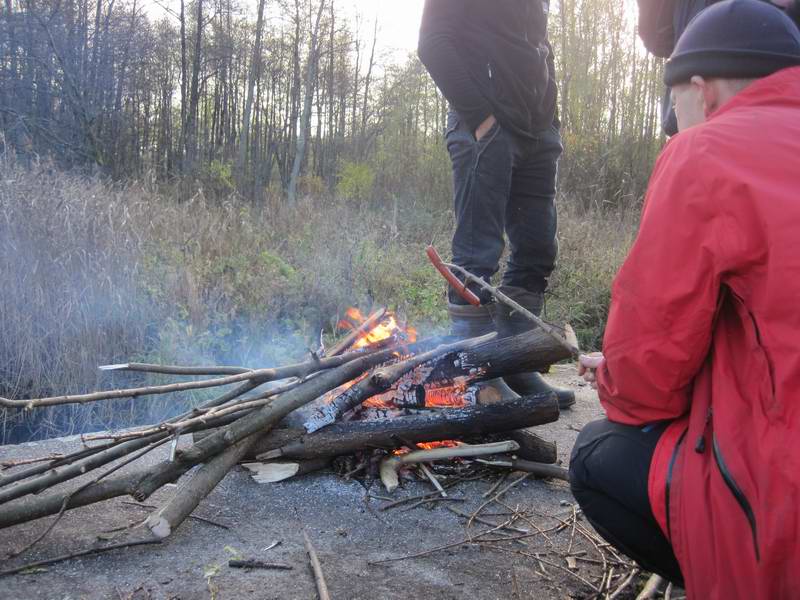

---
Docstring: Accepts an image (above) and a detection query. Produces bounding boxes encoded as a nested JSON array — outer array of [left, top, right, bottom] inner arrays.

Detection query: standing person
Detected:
[[418, 0, 574, 408], [638, 0, 799, 135], [569, 1, 800, 597]]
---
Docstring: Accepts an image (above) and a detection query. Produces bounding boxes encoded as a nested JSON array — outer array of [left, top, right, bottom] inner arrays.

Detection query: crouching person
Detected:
[[568, 1, 800, 597]]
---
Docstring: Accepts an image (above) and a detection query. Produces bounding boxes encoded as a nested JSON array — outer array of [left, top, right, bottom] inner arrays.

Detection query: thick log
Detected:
[[422, 327, 573, 384], [145, 435, 256, 539], [256, 393, 559, 461]]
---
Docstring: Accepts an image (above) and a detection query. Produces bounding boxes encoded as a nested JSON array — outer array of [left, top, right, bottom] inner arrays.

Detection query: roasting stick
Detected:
[[426, 245, 579, 358]]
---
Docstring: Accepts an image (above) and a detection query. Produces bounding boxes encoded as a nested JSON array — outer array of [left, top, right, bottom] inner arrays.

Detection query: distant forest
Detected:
[[0, 0, 664, 208]]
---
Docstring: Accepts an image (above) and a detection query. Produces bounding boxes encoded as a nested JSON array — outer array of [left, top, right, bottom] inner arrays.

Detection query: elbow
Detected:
[[417, 32, 451, 69], [417, 36, 433, 68]]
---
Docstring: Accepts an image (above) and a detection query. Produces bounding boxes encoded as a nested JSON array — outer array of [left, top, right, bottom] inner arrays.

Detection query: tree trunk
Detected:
[[236, 0, 266, 182], [287, 0, 326, 205]]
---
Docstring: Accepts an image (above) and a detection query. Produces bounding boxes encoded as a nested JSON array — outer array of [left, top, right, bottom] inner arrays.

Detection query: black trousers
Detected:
[[569, 419, 684, 586], [445, 111, 562, 304]]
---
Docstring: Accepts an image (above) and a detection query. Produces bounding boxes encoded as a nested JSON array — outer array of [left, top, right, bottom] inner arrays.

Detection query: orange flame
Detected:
[[338, 307, 418, 350], [416, 440, 460, 450]]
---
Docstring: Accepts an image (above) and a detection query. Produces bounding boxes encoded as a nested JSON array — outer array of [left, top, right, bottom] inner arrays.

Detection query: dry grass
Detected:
[[0, 159, 637, 442]]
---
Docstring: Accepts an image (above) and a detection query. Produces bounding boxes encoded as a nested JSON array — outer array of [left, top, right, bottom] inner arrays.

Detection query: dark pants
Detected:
[[445, 111, 562, 304], [569, 419, 685, 586]]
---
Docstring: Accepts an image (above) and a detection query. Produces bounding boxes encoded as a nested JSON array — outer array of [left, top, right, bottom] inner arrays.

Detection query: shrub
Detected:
[[336, 161, 375, 203]]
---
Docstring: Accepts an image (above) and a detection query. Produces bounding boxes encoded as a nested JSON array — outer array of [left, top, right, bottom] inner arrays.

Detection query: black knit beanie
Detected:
[[664, 0, 800, 86]]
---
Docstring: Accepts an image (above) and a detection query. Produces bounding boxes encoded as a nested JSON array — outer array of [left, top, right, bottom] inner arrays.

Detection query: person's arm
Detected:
[[418, 0, 494, 135], [595, 133, 738, 425], [636, 0, 678, 58]]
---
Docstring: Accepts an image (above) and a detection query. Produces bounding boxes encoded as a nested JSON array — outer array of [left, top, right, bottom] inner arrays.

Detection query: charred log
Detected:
[[256, 393, 558, 461]]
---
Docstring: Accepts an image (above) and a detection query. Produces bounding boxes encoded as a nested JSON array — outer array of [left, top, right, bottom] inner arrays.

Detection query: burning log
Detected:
[[306, 327, 571, 432], [304, 335, 490, 432], [379, 440, 520, 492], [254, 392, 558, 461]]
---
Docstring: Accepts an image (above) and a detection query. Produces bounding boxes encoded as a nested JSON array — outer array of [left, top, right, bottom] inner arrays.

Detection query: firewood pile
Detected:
[[0, 266, 579, 578]]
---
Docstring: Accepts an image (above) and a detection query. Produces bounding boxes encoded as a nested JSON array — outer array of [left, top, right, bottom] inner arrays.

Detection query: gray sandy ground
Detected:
[[0, 366, 647, 600]]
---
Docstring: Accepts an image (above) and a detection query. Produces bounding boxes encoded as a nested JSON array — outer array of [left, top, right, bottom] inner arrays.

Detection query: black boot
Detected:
[[488, 286, 576, 410], [447, 302, 495, 340], [448, 302, 520, 404]]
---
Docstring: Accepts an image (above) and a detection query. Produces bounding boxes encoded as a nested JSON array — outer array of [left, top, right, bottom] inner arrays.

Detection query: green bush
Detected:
[[336, 161, 375, 203]]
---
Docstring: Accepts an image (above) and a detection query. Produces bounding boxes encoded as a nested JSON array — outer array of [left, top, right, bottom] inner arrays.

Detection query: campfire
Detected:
[[0, 253, 579, 578]]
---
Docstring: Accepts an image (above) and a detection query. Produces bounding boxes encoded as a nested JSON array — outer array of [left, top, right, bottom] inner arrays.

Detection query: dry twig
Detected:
[[303, 531, 331, 600]]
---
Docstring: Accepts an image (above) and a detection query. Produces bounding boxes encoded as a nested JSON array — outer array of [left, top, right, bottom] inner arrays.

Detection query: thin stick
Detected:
[[0, 455, 66, 470], [0, 538, 162, 578], [99, 363, 252, 376], [609, 568, 640, 600], [442, 260, 579, 358], [418, 463, 447, 497], [303, 532, 331, 600], [370, 513, 531, 566], [482, 473, 509, 499], [119, 502, 229, 530], [228, 560, 293, 570], [635, 574, 664, 600], [486, 545, 600, 593], [400, 496, 464, 512], [379, 487, 459, 511], [83, 379, 301, 443], [447, 506, 529, 535], [0, 343, 386, 409], [467, 473, 531, 531]]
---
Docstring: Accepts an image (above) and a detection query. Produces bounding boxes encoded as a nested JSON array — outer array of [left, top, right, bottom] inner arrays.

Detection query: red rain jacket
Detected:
[[596, 66, 800, 599]]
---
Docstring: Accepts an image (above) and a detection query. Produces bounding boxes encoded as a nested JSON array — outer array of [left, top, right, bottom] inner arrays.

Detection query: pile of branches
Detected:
[[0, 319, 573, 573]]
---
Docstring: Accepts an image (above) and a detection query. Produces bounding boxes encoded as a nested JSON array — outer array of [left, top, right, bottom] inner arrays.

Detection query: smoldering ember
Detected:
[[0, 277, 668, 598]]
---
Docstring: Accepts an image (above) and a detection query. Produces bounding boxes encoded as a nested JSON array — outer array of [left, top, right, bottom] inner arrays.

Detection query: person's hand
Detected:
[[578, 352, 605, 389], [474, 114, 497, 141]]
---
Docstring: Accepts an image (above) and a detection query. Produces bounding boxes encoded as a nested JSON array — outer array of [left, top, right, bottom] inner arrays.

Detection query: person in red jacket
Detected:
[[568, 1, 800, 597]]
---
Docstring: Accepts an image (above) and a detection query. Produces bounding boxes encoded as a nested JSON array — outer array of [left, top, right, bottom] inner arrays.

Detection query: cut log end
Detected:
[[146, 515, 173, 539]]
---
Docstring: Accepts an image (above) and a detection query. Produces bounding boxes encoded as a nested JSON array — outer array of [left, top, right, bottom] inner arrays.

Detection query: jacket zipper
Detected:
[[712, 434, 761, 561], [664, 428, 687, 543]]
